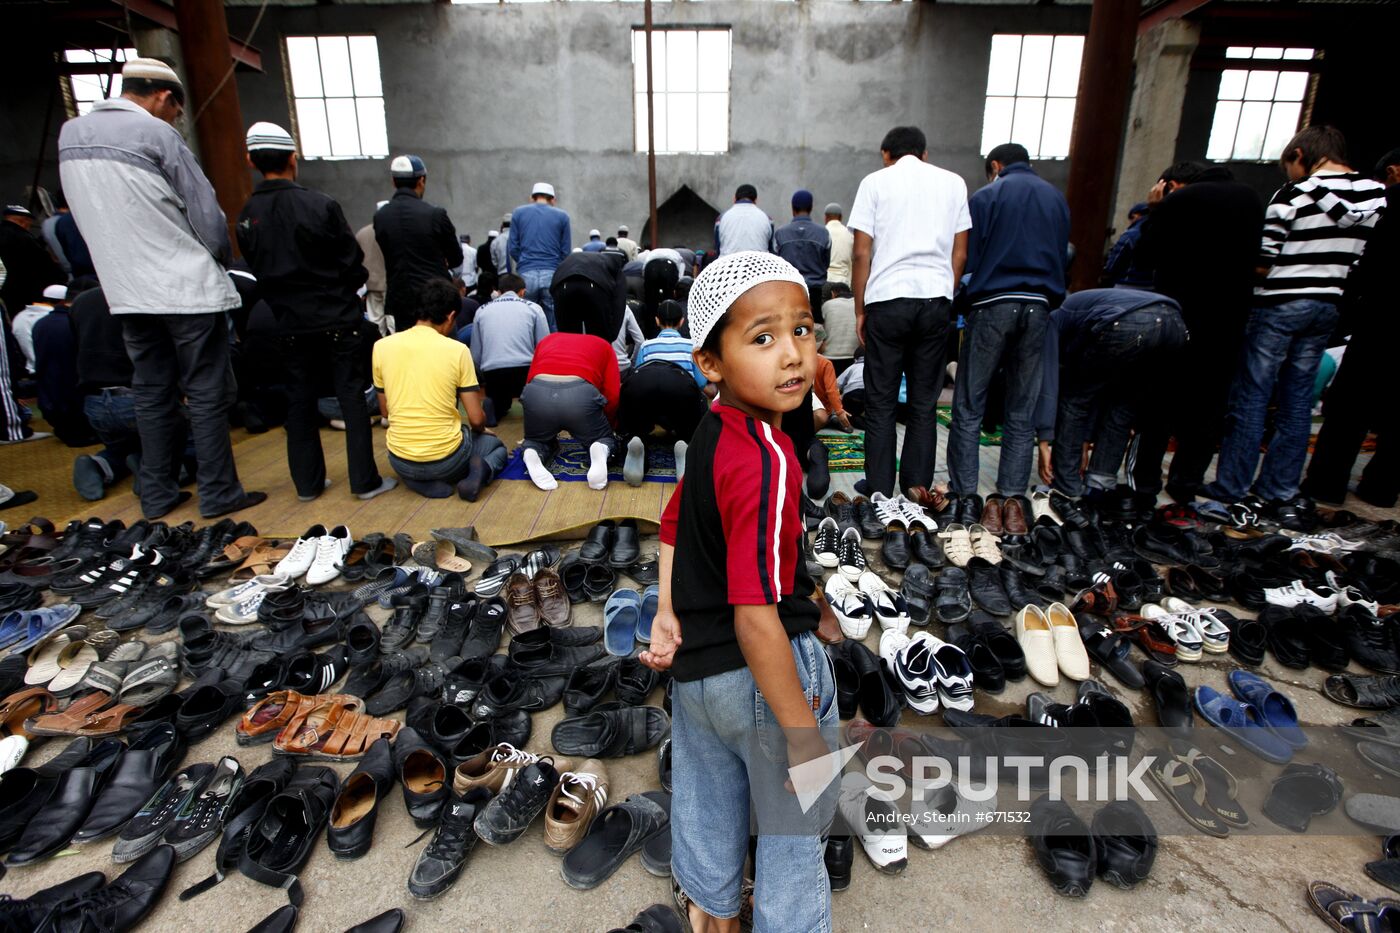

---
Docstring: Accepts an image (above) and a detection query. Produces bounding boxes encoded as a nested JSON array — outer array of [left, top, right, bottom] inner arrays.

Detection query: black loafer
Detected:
[[8, 738, 124, 863], [849, 640, 900, 727], [1029, 796, 1095, 897], [609, 519, 641, 569], [615, 657, 661, 706], [947, 623, 1005, 693], [970, 611, 1027, 681], [881, 527, 910, 572], [1226, 614, 1268, 667], [828, 642, 859, 721], [1092, 799, 1157, 889], [1262, 606, 1311, 669], [74, 724, 186, 844], [579, 521, 616, 563], [909, 530, 946, 569], [345, 612, 382, 665], [1000, 565, 1042, 610], [394, 728, 450, 828], [328, 737, 396, 859], [966, 557, 1011, 616]]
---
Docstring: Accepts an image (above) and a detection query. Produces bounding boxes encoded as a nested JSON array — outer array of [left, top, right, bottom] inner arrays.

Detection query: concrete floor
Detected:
[[3, 441, 1397, 932]]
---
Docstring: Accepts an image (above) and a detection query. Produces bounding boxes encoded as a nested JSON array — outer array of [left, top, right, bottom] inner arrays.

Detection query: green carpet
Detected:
[[936, 405, 1003, 446]]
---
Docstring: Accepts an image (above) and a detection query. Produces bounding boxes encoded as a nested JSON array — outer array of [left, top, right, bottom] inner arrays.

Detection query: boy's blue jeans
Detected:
[[671, 630, 839, 932], [1210, 298, 1339, 502]]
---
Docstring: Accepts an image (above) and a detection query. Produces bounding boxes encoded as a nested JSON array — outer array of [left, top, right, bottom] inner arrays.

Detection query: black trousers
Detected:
[[862, 296, 950, 495], [618, 363, 709, 445], [282, 327, 382, 497], [781, 388, 818, 475], [1304, 333, 1398, 506], [481, 366, 530, 421], [1129, 307, 1247, 499]]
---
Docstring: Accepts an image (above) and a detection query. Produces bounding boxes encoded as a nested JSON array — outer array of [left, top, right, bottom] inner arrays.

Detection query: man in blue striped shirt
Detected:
[[620, 300, 711, 450]]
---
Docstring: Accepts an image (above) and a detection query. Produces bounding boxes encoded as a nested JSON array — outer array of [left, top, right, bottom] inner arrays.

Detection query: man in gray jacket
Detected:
[[58, 58, 264, 519]]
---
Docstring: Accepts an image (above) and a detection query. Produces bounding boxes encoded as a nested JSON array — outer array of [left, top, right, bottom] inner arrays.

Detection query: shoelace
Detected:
[[490, 743, 539, 768], [420, 805, 476, 858], [559, 771, 605, 808]]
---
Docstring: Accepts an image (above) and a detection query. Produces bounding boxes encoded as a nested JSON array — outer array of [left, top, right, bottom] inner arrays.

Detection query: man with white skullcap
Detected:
[[509, 182, 571, 331], [637, 250, 838, 933], [58, 57, 265, 519], [373, 154, 463, 333], [237, 122, 396, 503]]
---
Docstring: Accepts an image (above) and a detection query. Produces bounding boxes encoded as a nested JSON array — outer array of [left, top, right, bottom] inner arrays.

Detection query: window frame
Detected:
[[282, 33, 390, 161], [631, 26, 732, 156], [1205, 45, 1318, 164], [979, 33, 1085, 161], [62, 48, 137, 117]]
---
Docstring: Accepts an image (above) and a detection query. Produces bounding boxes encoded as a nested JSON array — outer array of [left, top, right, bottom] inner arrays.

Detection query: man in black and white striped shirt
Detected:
[[1206, 126, 1385, 521]]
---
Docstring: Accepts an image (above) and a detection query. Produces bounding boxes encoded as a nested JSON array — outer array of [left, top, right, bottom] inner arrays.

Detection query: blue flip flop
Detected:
[[0, 611, 31, 651], [1193, 685, 1294, 764], [637, 585, 659, 645], [604, 589, 643, 657], [1228, 669, 1307, 749]]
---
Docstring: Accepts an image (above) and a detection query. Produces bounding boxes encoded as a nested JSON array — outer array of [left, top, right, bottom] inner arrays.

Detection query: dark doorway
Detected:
[[639, 185, 721, 252]]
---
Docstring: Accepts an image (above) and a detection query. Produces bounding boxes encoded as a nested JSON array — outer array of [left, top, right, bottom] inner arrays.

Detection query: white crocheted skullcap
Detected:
[[687, 250, 808, 351], [246, 122, 295, 152], [122, 58, 182, 87]]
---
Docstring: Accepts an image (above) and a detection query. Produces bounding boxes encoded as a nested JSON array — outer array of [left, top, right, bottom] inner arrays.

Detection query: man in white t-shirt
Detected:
[[847, 125, 970, 497]]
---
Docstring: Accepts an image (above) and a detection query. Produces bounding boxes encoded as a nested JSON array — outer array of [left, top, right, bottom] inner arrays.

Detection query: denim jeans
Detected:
[[671, 631, 838, 931], [862, 296, 951, 495], [521, 268, 557, 332], [82, 389, 141, 482], [1211, 298, 1340, 502], [387, 426, 508, 484], [1051, 305, 1187, 497], [948, 299, 1049, 496], [520, 377, 616, 460]]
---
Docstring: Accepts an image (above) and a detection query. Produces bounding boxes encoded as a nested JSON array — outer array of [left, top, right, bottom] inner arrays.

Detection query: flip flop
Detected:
[[1174, 746, 1250, 829], [119, 643, 181, 707], [1192, 685, 1294, 764], [636, 585, 659, 645], [1076, 618, 1144, 688], [1307, 881, 1389, 933], [604, 589, 642, 657], [1227, 670, 1307, 749], [1262, 763, 1343, 832], [1145, 752, 1228, 838]]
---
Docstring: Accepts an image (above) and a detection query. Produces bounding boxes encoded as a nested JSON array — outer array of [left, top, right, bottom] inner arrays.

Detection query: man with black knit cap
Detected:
[[375, 154, 463, 333], [237, 121, 395, 504]]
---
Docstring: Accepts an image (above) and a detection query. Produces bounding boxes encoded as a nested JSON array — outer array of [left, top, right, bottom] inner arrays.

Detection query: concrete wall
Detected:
[[226, 1, 1090, 242]]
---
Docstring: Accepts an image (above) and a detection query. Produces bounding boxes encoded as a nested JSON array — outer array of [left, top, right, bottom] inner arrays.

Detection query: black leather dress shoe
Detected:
[[1092, 799, 1157, 889], [999, 564, 1040, 610], [41, 843, 176, 931], [394, 728, 450, 829], [966, 557, 1011, 616], [853, 497, 884, 540], [609, 519, 641, 569], [0, 738, 95, 852], [8, 739, 124, 864], [564, 661, 617, 716], [849, 641, 899, 727], [825, 834, 853, 892], [909, 530, 945, 569], [947, 623, 1005, 693], [881, 527, 910, 572], [329, 737, 396, 859], [969, 612, 1027, 681], [579, 520, 615, 563], [74, 723, 185, 843], [828, 642, 858, 721], [1029, 796, 1096, 897], [1262, 606, 1311, 669], [956, 494, 984, 526], [0, 869, 105, 930]]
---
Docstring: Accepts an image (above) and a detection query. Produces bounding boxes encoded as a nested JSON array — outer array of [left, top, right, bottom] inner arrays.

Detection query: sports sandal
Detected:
[[552, 705, 670, 758], [0, 686, 58, 738], [559, 792, 669, 890]]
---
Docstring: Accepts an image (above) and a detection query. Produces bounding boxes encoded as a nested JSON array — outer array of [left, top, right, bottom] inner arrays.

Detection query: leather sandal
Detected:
[[74, 701, 145, 736], [274, 695, 397, 760], [0, 686, 58, 738], [201, 536, 270, 578], [1113, 615, 1178, 664], [238, 691, 323, 746], [231, 545, 294, 583], [25, 689, 113, 736]]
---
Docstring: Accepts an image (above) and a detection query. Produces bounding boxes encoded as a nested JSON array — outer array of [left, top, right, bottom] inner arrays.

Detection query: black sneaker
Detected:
[[112, 763, 215, 863], [407, 789, 491, 899], [473, 757, 561, 846], [416, 579, 462, 645], [458, 597, 507, 660], [175, 519, 236, 576], [161, 756, 244, 862], [837, 527, 867, 580], [430, 597, 477, 663], [41, 844, 176, 931], [72, 547, 166, 607], [381, 594, 425, 653]]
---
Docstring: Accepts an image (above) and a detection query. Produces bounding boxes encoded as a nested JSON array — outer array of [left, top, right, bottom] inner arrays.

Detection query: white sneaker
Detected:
[[1263, 579, 1339, 613], [917, 632, 974, 712], [826, 574, 874, 639], [869, 492, 907, 529], [836, 771, 908, 875], [857, 571, 909, 634], [205, 574, 291, 610], [1141, 604, 1203, 660], [1031, 490, 1059, 525], [894, 495, 931, 529], [1192, 611, 1231, 654], [215, 588, 274, 625], [276, 524, 327, 579], [881, 628, 937, 713], [908, 780, 994, 850], [1288, 532, 1364, 555], [1326, 570, 1380, 614], [306, 525, 352, 586], [0, 735, 27, 775]]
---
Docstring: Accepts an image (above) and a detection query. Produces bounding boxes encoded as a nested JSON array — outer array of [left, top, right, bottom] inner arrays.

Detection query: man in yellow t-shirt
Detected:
[[372, 279, 508, 500]]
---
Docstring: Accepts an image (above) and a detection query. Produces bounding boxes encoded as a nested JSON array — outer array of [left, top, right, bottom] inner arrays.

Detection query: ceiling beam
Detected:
[[99, 0, 263, 71], [1139, 0, 1214, 36]]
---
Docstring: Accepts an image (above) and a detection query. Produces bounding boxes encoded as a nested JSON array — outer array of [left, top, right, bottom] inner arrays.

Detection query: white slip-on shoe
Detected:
[[882, 628, 936, 714], [306, 524, 353, 586], [206, 574, 291, 610], [837, 771, 908, 875], [1046, 602, 1090, 680], [1015, 604, 1060, 687], [0, 735, 27, 775], [838, 527, 868, 582], [826, 574, 874, 640], [814, 518, 841, 569], [275, 524, 327, 579], [858, 571, 909, 634]]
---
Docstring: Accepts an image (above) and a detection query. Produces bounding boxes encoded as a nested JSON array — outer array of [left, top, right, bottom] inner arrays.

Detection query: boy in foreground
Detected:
[[641, 251, 839, 932]]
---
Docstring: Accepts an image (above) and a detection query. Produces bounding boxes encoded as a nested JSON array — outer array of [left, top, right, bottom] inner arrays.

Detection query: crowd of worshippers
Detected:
[[0, 56, 1395, 520]]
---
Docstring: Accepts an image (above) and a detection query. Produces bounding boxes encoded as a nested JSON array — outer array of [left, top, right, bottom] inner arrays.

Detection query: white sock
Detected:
[[674, 440, 687, 483], [522, 448, 558, 491], [587, 442, 610, 490]]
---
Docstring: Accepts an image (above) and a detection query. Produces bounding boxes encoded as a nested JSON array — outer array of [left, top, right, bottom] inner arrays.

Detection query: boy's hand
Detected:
[[784, 729, 835, 795], [640, 608, 682, 671], [1037, 440, 1053, 485]]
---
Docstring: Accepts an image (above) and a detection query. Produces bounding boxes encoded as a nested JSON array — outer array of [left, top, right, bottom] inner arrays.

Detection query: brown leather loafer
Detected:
[[1002, 496, 1030, 536], [981, 496, 1004, 535]]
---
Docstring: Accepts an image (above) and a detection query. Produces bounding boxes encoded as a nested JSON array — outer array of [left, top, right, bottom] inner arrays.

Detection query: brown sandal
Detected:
[[200, 536, 270, 578], [0, 687, 58, 739], [230, 544, 293, 583], [75, 702, 145, 736], [25, 690, 112, 737], [274, 695, 396, 760], [237, 690, 321, 745]]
